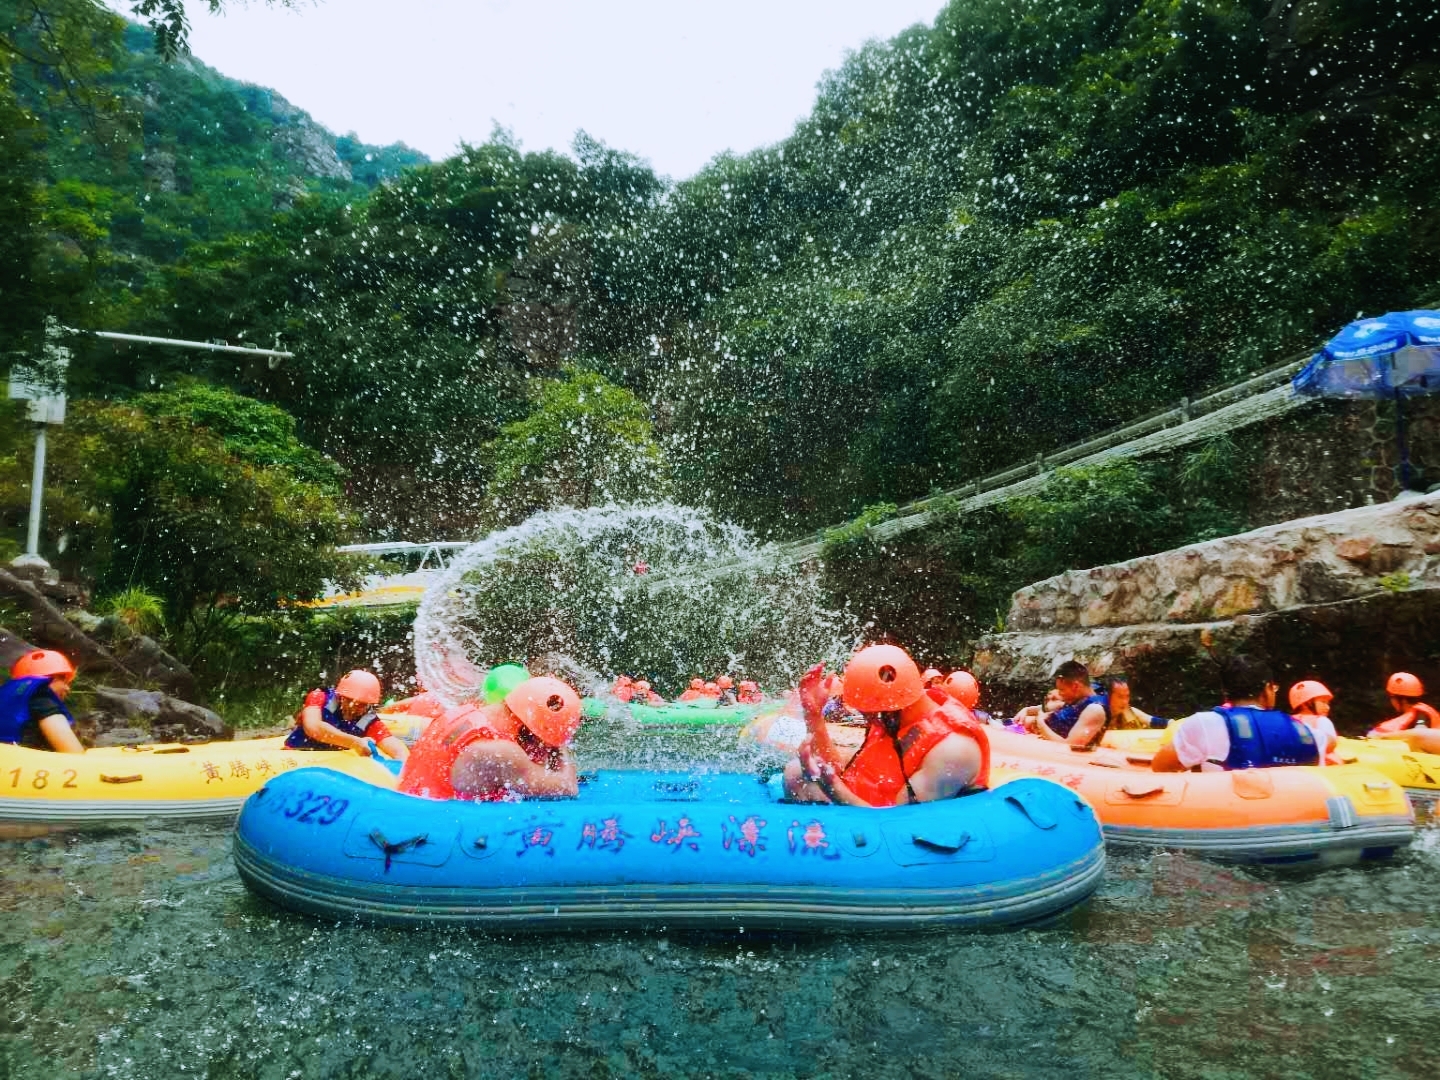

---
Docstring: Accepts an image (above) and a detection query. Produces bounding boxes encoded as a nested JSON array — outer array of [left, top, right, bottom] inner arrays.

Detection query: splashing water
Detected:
[[413, 503, 856, 707]]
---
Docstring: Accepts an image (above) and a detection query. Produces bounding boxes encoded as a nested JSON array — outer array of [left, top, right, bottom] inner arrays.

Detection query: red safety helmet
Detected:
[[942, 670, 981, 709], [10, 649, 75, 681], [1288, 680, 1333, 712], [335, 669, 382, 705], [843, 645, 924, 713], [689, 678, 704, 690], [505, 677, 582, 747], [716, 676, 734, 690], [1387, 672, 1424, 698]]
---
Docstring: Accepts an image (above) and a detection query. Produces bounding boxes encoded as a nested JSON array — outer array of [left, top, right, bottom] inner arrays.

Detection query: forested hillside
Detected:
[[6, 0, 1439, 548]]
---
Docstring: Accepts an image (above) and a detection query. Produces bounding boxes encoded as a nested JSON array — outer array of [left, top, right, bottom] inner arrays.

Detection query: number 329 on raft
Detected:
[[7, 767, 79, 789], [255, 786, 349, 825]]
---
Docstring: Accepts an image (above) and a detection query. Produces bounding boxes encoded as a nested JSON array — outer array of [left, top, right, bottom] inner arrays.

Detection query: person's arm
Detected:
[[906, 734, 985, 802], [1066, 703, 1108, 749], [300, 704, 370, 754], [508, 748, 578, 797], [1152, 714, 1223, 772], [799, 665, 846, 770], [1036, 712, 1068, 742], [1371, 728, 1440, 755], [38, 714, 85, 754], [451, 742, 579, 799], [377, 734, 410, 761]]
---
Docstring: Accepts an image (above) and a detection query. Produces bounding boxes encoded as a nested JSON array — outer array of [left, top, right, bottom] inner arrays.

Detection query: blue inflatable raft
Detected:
[[233, 769, 1105, 932]]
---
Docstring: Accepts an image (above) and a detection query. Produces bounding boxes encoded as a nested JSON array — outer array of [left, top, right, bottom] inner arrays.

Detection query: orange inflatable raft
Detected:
[[740, 712, 1415, 866]]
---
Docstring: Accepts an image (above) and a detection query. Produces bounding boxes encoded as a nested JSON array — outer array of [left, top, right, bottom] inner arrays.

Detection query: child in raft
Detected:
[[1288, 680, 1339, 765]]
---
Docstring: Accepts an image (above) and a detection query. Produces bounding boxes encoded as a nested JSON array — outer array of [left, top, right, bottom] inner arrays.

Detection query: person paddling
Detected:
[[1368, 672, 1439, 735], [398, 676, 583, 801], [782, 644, 988, 806], [286, 669, 409, 761], [1152, 655, 1318, 772], [0, 650, 85, 753]]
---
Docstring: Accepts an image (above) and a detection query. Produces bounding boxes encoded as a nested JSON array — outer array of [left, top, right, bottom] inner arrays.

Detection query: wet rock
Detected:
[[1008, 494, 1440, 632], [83, 687, 232, 744]]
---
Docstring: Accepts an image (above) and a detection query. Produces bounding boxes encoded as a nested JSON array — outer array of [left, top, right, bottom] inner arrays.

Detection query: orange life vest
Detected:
[[677, 690, 704, 701], [397, 702, 537, 802], [1370, 701, 1440, 734], [839, 695, 990, 807]]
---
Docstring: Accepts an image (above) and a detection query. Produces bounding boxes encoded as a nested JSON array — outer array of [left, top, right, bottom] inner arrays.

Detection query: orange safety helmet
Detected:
[[843, 644, 924, 713], [739, 680, 758, 692], [10, 649, 75, 681], [716, 676, 734, 690], [689, 678, 704, 690], [943, 670, 981, 709], [1288, 680, 1333, 711], [703, 682, 718, 692], [336, 669, 383, 704], [1387, 672, 1424, 698], [505, 676, 582, 747], [635, 680, 651, 693]]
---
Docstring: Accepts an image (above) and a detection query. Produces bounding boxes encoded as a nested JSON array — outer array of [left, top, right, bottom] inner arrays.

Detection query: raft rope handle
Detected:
[[910, 832, 971, 854], [100, 774, 144, 784], [153, 747, 190, 755], [368, 829, 429, 872], [1401, 755, 1436, 784]]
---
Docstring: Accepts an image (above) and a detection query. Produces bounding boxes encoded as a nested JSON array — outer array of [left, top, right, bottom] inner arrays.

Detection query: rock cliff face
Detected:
[[259, 89, 352, 184], [972, 494, 1440, 731]]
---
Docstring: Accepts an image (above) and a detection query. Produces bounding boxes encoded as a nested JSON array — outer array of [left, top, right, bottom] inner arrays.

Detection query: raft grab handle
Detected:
[[100, 774, 144, 784], [1119, 782, 1167, 799], [1004, 789, 1057, 830], [368, 830, 429, 871], [910, 832, 971, 854]]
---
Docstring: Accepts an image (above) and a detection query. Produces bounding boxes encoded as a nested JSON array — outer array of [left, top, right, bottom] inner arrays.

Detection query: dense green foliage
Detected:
[[483, 369, 671, 526], [36, 0, 1422, 542]]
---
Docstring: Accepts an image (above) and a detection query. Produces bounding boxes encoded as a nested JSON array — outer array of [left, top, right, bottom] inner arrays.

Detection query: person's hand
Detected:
[[352, 738, 374, 757], [797, 738, 820, 781], [799, 663, 828, 724]]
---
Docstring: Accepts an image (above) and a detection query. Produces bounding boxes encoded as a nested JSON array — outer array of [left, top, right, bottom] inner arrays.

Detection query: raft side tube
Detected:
[[233, 770, 1105, 932]]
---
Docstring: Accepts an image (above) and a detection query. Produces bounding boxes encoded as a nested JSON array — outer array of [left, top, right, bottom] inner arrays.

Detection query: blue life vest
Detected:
[[285, 688, 380, 750], [1046, 694, 1106, 739], [0, 676, 75, 747], [1212, 706, 1319, 770]]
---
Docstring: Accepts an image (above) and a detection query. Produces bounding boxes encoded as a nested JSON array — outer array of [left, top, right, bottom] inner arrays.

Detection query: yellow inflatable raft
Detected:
[[1101, 728, 1440, 800], [0, 741, 397, 826]]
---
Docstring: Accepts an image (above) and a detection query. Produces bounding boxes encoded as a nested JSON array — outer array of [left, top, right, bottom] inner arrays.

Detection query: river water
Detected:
[[3, 729, 1438, 1079]]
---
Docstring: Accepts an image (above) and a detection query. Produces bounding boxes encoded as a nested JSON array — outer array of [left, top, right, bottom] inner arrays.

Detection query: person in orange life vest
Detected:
[[633, 680, 665, 706], [714, 675, 738, 706], [1036, 660, 1109, 748], [397, 676, 583, 801], [286, 669, 408, 761], [736, 680, 763, 705], [611, 675, 636, 703], [1289, 680, 1339, 765], [700, 680, 720, 699], [782, 644, 989, 807], [0, 650, 85, 753], [1368, 672, 1440, 735], [678, 678, 706, 702], [1152, 655, 1318, 772]]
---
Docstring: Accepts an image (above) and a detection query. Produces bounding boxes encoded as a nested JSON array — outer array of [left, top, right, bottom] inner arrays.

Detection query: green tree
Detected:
[[26, 386, 356, 650], [483, 370, 670, 526]]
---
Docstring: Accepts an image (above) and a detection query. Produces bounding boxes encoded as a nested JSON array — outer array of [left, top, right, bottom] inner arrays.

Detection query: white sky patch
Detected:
[[152, 0, 945, 178]]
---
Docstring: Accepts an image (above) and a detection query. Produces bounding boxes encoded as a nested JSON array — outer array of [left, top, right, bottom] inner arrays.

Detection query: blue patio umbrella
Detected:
[[1292, 309, 1440, 488]]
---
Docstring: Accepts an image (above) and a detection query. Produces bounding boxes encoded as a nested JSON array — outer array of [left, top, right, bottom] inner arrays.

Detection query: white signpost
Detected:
[[7, 320, 70, 570], [6, 319, 293, 572]]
